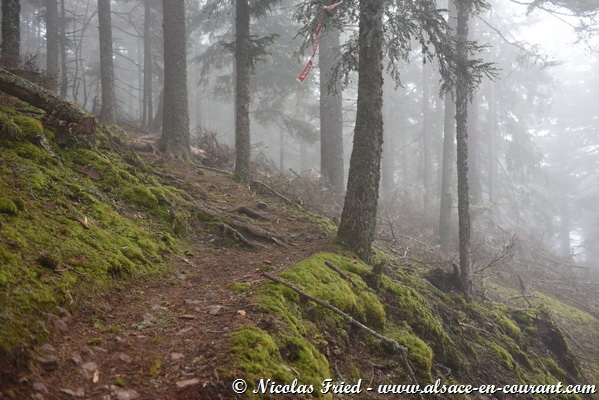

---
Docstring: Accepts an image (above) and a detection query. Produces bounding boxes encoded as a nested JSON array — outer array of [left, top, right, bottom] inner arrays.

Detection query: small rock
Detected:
[[32, 394, 45, 400], [118, 353, 132, 363], [184, 299, 201, 305], [175, 378, 200, 388], [39, 344, 56, 353], [257, 201, 268, 210], [176, 327, 193, 336], [179, 314, 195, 320], [170, 352, 184, 361], [53, 318, 69, 334], [92, 346, 108, 354], [60, 387, 85, 397], [82, 361, 98, 372], [176, 273, 187, 281], [208, 305, 224, 316], [32, 382, 49, 394], [71, 352, 82, 366], [113, 389, 140, 400], [237, 310, 247, 317], [35, 356, 59, 371], [56, 306, 72, 318]]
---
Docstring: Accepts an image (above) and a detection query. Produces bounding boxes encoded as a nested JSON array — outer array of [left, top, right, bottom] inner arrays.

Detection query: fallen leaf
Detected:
[[93, 369, 100, 383], [237, 310, 246, 317]]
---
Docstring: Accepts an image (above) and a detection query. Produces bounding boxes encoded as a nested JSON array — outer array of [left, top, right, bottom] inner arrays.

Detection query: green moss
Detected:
[[487, 340, 516, 371], [230, 327, 295, 392], [0, 197, 18, 215], [87, 337, 102, 345], [120, 185, 159, 209], [232, 282, 251, 293], [394, 333, 434, 382], [113, 378, 127, 388], [12, 115, 43, 139]]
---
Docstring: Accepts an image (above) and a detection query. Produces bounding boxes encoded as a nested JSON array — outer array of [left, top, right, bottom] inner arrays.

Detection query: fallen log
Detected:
[[0, 67, 94, 134]]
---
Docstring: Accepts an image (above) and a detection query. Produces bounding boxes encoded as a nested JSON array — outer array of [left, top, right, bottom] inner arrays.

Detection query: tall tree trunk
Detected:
[[279, 127, 285, 171], [142, 0, 153, 129], [422, 57, 432, 207], [456, 0, 472, 296], [2, 0, 21, 68], [153, 86, 164, 132], [468, 93, 482, 204], [319, 27, 344, 194], [158, 0, 190, 159], [487, 81, 497, 202], [98, 0, 117, 123], [234, 0, 251, 182], [559, 189, 572, 260], [59, 0, 68, 97], [46, 0, 59, 92], [337, 0, 384, 264], [439, 0, 457, 252]]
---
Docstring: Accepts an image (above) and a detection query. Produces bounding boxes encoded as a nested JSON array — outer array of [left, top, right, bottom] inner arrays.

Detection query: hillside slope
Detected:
[[0, 100, 596, 400]]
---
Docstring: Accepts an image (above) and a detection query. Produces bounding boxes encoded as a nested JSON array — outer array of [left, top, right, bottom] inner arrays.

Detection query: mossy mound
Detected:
[[0, 104, 189, 354], [232, 251, 592, 399]]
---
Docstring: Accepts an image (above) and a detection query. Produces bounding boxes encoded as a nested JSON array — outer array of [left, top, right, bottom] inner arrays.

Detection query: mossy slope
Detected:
[[0, 104, 184, 354], [231, 252, 593, 399]]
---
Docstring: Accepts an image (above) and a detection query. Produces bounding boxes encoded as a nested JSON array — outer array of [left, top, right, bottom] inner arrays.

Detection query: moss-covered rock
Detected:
[[0, 197, 18, 215]]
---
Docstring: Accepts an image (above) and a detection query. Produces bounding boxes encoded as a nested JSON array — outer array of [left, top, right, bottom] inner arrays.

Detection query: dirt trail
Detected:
[[5, 161, 333, 400]]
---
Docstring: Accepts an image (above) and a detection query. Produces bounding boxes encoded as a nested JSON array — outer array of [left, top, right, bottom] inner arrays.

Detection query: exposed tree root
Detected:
[[218, 223, 265, 248], [233, 206, 269, 221]]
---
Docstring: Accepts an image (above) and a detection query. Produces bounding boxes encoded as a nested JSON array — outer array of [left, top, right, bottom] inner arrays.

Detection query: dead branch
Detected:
[[261, 272, 423, 396], [251, 180, 295, 206], [194, 162, 232, 175], [324, 261, 358, 287]]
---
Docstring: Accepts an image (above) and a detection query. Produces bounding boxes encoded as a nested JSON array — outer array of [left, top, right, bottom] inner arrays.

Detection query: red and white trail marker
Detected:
[[296, 2, 343, 83]]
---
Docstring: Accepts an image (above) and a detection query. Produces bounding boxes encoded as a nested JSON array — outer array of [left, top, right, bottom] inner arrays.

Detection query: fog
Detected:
[[15, 0, 599, 273]]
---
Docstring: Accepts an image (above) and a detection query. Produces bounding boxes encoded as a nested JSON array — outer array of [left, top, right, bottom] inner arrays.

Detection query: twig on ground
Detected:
[[324, 261, 358, 287]]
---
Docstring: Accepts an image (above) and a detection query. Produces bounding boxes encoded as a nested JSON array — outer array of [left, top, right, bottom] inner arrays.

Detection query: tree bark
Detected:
[[234, 0, 251, 181], [456, 0, 472, 296], [98, 0, 117, 123], [142, 0, 153, 129], [439, 0, 457, 252], [319, 27, 344, 194], [337, 0, 384, 264], [159, 0, 191, 159], [59, 0, 68, 98], [468, 92, 482, 204], [46, 0, 59, 92], [0, 66, 90, 125], [2, 0, 21, 68]]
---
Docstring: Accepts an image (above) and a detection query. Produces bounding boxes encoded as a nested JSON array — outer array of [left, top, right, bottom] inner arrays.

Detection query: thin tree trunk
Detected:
[[60, 0, 68, 98], [439, 0, 457, 252], [422, 57, 432, 207], [468, 93, 482, 204], [153, 86, 164, 132], [2, 0, 21, 68], [143, 0, 153, 129], [158, 0, 190, 159], [381, 76, 395, 195], [279, 127, 285, 171], [337, 0, 384, 263], [487, 81, 497, 202], [319, 27, 344, 194], [46, 0, 59, 92], [234, 0, 251, 181], [98, 0, 116, 123], [456, 0, 472, 296]]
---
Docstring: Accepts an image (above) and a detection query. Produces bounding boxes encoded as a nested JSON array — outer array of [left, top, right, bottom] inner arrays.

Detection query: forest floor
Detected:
[[1, 157, 334, 400]]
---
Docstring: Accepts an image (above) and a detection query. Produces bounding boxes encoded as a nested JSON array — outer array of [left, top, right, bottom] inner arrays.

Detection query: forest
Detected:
[[0, 0, 598, 399]]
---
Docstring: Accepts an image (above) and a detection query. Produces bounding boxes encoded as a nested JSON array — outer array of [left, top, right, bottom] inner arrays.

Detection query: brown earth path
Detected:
[[3, 159, 334, 400]]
